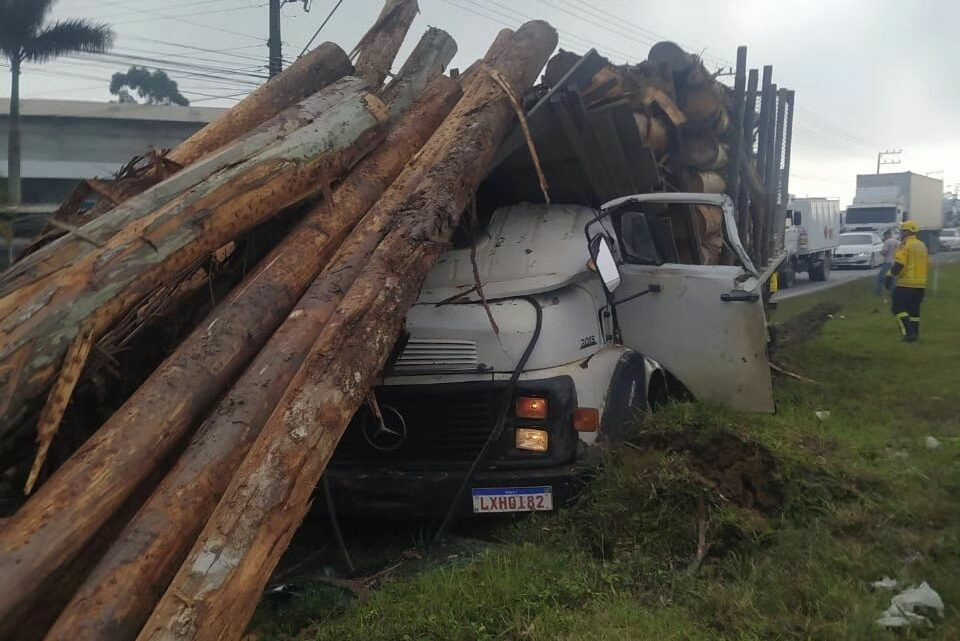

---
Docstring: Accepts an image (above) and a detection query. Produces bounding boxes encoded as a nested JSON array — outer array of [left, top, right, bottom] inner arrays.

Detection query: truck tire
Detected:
[[600, 353, 649, 444], [779, 259, 796, 289], [810, 253, 831, 281]]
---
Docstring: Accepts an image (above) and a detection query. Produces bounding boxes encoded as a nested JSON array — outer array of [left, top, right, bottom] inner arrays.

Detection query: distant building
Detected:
[[0, 98, 226, 207]]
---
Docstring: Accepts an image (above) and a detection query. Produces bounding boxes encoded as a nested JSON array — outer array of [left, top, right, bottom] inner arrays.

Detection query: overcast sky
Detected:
[[4, 0, 959, 205]]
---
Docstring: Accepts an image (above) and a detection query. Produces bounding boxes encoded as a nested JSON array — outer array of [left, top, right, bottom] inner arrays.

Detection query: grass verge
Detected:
[[254, 262, 960, 640]]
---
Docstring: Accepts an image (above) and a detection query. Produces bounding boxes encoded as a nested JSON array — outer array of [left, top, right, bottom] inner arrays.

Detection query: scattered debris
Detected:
[[770, 361, 819, 384], [876, 581, 944, 629], [871, 576, 899, 591]]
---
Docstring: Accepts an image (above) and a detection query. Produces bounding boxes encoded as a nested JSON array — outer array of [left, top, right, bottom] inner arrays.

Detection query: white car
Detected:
[[833, 232, 883, 268], [940, 228, 960, 251]]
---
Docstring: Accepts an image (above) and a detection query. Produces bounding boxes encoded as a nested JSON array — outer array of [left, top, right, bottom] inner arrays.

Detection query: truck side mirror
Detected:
[[590, 236, 622, 293]]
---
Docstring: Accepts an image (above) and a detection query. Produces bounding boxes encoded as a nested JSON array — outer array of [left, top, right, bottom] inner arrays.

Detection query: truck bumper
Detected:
[[322, 460, 590, 518]]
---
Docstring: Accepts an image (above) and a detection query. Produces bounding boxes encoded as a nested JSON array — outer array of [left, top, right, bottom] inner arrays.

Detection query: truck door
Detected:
[[601, 203, 776, 413]]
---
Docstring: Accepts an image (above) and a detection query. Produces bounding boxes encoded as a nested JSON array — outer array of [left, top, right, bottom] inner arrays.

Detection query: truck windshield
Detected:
[[840, 234, 873, 245], [845, 207, 896, 224]]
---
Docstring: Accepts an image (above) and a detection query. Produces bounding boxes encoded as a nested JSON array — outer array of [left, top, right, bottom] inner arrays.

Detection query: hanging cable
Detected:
[[434, 295, 544, 542], [298, 0, 346, 58]]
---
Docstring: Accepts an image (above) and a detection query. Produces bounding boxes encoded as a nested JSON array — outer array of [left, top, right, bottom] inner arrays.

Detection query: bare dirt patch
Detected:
[[772, 302, 843, 351], [630, 429, 785, 515]]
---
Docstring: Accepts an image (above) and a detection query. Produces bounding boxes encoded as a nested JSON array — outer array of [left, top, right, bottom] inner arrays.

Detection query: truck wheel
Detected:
[[600, 354, 648, 444], [779, 260, 796, 289], [810, 254, 831, 281]]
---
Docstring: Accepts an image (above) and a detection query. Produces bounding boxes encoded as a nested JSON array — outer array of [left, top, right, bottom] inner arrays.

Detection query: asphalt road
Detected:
[[773, 252, 960, 301]]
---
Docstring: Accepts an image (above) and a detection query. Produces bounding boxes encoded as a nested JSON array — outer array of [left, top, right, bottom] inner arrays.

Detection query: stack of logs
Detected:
[[549, 41, 794, 266], [0, 2, 558, 639]]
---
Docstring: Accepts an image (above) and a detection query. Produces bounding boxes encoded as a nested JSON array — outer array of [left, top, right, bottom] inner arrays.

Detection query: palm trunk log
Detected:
[[137, 20, 557, 641]]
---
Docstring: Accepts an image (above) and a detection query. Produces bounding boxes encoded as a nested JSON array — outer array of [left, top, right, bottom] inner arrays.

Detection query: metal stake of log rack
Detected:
[[725, 46, 747, 216], [780, 90, 795, 207], [768, 87, 788, 261], [756, 66, 773, 184], [737, 68, 759, 249]]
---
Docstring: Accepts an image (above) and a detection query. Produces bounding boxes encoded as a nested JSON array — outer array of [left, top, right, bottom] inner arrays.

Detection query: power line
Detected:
[[92, 0, 242, 22], [553, 0, 732, 68], [109, 3, 268, 27], [299, 0, 346, 58], [129, 37, 269, 65], [96, 0, 266, 42], [75, 51, 268, 80]]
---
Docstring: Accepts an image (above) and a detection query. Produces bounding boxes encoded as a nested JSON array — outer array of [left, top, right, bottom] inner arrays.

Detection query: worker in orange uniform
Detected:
[[884, 221, 929, 342]]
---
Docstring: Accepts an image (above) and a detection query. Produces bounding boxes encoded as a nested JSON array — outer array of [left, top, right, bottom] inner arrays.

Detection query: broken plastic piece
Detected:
[[876, 581, 944, 629]]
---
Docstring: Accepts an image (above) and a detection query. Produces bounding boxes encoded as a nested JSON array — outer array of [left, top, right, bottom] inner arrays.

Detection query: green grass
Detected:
[[255, 263, 960, 640]]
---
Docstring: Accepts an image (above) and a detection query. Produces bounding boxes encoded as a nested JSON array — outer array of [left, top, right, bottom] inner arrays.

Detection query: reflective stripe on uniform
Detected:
[[896, 312, 909, 335]]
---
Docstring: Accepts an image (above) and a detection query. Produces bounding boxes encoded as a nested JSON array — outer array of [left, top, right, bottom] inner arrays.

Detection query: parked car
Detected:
[[939, 228, 960, 251], [833, 232, 883, 268]]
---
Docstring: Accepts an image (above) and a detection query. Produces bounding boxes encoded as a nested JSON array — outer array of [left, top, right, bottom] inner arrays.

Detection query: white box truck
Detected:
[[844, 172, 943, 250], [780, 197, 841, 285]]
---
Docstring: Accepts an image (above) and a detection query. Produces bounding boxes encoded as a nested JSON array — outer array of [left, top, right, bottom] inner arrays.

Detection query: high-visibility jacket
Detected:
[[892, 236, 929, 288]]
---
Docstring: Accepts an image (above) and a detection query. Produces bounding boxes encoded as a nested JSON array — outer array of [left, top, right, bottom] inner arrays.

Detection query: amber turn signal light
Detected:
[[573, 408, 599, 432], [516, 396, 548, 419]]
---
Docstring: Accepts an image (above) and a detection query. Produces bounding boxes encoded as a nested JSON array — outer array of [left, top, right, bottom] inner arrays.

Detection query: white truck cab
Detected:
[[327, 193, 779, 517]]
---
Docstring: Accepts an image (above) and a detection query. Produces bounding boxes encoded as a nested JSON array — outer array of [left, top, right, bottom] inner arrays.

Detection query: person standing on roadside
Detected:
[[875, 229, 898, 297], [885, 221, 929, 342]]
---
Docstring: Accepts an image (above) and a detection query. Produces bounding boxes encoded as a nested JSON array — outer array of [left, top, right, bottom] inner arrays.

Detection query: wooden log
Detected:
[[0, 76, 364, 320], [353, 0, 420, 90], [689, 171, 726, 194], [633, 112, 669, 156], [16, 43, 353, 258], [682, 82, 724, 127], [647, 41, 693, 75], [682, 131, 728, 170], [0, 84, 387, 445], [695, 204, 724, 265], [43, 76, 462, 641], [0, 89, 389, 625], [138, 21, 557, 641], [381, 27, 457, 118], [170, 43, 353, 166]]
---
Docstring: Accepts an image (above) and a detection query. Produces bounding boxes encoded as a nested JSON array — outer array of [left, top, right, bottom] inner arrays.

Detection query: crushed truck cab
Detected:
[[327, 194, 779, 516]]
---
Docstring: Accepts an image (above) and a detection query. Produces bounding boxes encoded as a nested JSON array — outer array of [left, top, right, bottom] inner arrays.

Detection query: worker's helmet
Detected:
[[901, 221, 920, 233]]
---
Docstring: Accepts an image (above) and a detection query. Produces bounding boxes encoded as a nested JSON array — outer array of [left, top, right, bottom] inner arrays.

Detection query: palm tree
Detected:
[[1, 0, 113, 205]]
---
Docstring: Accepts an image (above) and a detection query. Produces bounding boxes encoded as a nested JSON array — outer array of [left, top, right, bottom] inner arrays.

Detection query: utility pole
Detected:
[[876, 148, 901, 174], [268, 0, 282, 77]]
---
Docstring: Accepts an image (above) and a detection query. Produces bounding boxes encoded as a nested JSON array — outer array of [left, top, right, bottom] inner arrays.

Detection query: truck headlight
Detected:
[[516, 428, 549, 452]]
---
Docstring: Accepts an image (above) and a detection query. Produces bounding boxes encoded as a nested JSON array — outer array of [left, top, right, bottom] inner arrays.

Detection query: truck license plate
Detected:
[[472, 486, 553, 513]]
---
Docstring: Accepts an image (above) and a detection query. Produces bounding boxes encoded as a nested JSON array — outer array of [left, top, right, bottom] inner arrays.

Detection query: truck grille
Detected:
[[332, 384, 506, 466], [391, 338, 479, 372]]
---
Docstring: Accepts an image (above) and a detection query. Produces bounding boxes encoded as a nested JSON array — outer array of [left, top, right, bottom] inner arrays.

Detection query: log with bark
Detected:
[[353, 0, 420, 90], [42, 75, 462, 641], [0, 83, 389, 625], [0, 76, 362, 313], [0, 82, 388, 457], [137, 20, 558, 641], [20, 43, 353, 256]]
